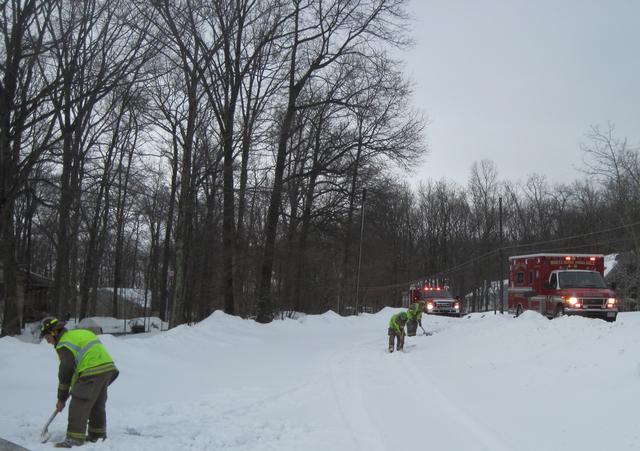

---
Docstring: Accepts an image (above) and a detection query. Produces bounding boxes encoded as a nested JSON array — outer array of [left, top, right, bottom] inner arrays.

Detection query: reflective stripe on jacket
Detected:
[[56, 329, 116, 388]]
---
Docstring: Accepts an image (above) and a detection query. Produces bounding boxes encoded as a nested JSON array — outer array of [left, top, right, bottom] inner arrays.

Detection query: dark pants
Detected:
[[407, 319, 418, 336], [388, 328, 404, 351], [67, 371, 116, 442]]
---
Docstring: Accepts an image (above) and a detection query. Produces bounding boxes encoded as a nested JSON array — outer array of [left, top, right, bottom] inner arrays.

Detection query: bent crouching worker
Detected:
[[388, 312, 408, 352], [406, 302, 424, 337], [40, 317, 119, 448]]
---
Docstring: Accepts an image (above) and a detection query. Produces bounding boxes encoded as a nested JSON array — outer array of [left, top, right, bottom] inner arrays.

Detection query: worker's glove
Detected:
[[56, 400, 66, 412]]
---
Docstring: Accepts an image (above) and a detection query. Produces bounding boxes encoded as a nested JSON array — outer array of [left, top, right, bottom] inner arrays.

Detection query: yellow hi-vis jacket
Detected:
[[407, 302, 423, 322], [56, 329, 117, 389], [388, 313, 406, 335]]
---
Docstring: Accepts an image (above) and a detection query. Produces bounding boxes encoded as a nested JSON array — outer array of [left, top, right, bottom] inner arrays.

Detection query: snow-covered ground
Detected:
[[19, 316, 169, 338], [2, 308, 640, 451]]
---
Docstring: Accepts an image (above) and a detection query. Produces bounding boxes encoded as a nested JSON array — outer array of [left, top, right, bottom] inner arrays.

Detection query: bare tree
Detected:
[[0, 0, 61, 336], [582, 123, 640, 290], [147, 0, 216, 326], [256, 0, 412, 322], [193, 0, 290, 315], [47, 0, 152, 318], [336, 54, 425, 313], [234, 26, 283, 315]]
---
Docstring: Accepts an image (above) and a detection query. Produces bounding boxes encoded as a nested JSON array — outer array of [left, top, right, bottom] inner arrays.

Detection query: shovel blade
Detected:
[[40, 410, 57, 443]]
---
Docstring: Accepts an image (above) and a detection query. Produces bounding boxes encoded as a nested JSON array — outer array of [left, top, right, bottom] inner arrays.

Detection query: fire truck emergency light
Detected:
[[564, 256, 572, 261]]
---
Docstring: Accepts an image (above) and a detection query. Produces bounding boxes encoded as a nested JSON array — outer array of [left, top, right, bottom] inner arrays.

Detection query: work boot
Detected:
[[87, 434, 106, 443], [388, 346, 394, 353], [54, 437, 84, 448]]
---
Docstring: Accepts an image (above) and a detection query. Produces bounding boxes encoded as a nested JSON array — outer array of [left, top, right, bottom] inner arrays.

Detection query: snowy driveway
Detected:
[[2, 309, 640, 450]]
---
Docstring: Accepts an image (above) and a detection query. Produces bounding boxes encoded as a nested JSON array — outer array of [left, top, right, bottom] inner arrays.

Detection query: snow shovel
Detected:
[[40, 410, 58, 443], [420, 325, 433, 336]]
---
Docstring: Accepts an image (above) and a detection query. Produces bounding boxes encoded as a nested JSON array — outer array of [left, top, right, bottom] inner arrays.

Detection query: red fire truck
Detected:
[[508, 253, 617, 321]]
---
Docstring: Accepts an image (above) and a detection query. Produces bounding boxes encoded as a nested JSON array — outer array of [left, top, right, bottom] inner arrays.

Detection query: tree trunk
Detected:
[[222, 111, 236, 315], [339, 135, 364, 314], [112, 141, 135, 318], [53, 123, 77, 319], [256, 101, 297, 323], [160, 138, 179, 322], [0, 203, 21, 336], [170, 73, 198, 327]]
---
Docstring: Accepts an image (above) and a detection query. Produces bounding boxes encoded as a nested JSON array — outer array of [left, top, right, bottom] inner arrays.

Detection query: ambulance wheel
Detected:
[[515, 305, 523, 317], [554, 305, 565, 318]]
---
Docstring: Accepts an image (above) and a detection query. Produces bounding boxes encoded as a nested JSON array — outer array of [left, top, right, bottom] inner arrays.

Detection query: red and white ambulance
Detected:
[[507, 253, 617, 321], [409, 285, 462, 317]]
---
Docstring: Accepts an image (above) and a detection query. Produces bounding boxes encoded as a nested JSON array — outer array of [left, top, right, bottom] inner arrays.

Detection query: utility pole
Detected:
[[355, 188, 366, 315], [499, 196, 504, 314]]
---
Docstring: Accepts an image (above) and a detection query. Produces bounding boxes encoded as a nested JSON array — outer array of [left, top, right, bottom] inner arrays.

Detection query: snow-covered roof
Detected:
[[99, 287, 151, 307], [604, 253, 618, 277]]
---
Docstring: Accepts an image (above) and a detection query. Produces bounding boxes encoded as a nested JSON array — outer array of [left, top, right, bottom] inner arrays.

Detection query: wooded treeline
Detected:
[[1, 1, 638, 336], [1, 0, 426, 335], [353, 127, 640, 315]]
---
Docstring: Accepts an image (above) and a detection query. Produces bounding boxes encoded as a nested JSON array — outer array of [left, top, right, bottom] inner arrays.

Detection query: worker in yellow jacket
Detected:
[[40, 317, 119, 448], [406, 301, 424, 336], [388, 311, 408, 352]]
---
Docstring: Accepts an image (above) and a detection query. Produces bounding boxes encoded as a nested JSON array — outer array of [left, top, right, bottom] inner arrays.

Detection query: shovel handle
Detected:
[[40, 409, 58, 442]]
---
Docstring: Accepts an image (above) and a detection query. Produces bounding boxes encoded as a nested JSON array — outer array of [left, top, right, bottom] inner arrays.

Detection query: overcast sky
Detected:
[[401, 0, 640, 186]]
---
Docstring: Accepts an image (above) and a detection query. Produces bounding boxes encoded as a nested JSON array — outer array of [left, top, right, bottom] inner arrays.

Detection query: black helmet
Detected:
[[39, 317, 65, 338]]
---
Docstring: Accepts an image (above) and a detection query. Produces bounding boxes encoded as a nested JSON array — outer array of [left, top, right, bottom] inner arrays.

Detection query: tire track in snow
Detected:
[[328, 337, 388, 451], [400, 356, 513, 451]]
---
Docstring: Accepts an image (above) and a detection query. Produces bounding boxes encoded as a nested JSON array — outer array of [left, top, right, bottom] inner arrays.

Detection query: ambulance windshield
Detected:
[[557, 271, 607, 289]]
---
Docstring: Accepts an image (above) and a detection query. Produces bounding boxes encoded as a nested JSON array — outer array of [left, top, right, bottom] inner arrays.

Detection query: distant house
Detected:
[[0, 263, 54, 325], [93, 287, 151, 318]]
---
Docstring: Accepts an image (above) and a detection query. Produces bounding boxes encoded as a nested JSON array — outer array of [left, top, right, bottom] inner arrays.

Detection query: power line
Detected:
[[361, 221, 640, 291], [502, 220, 640, 252]]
